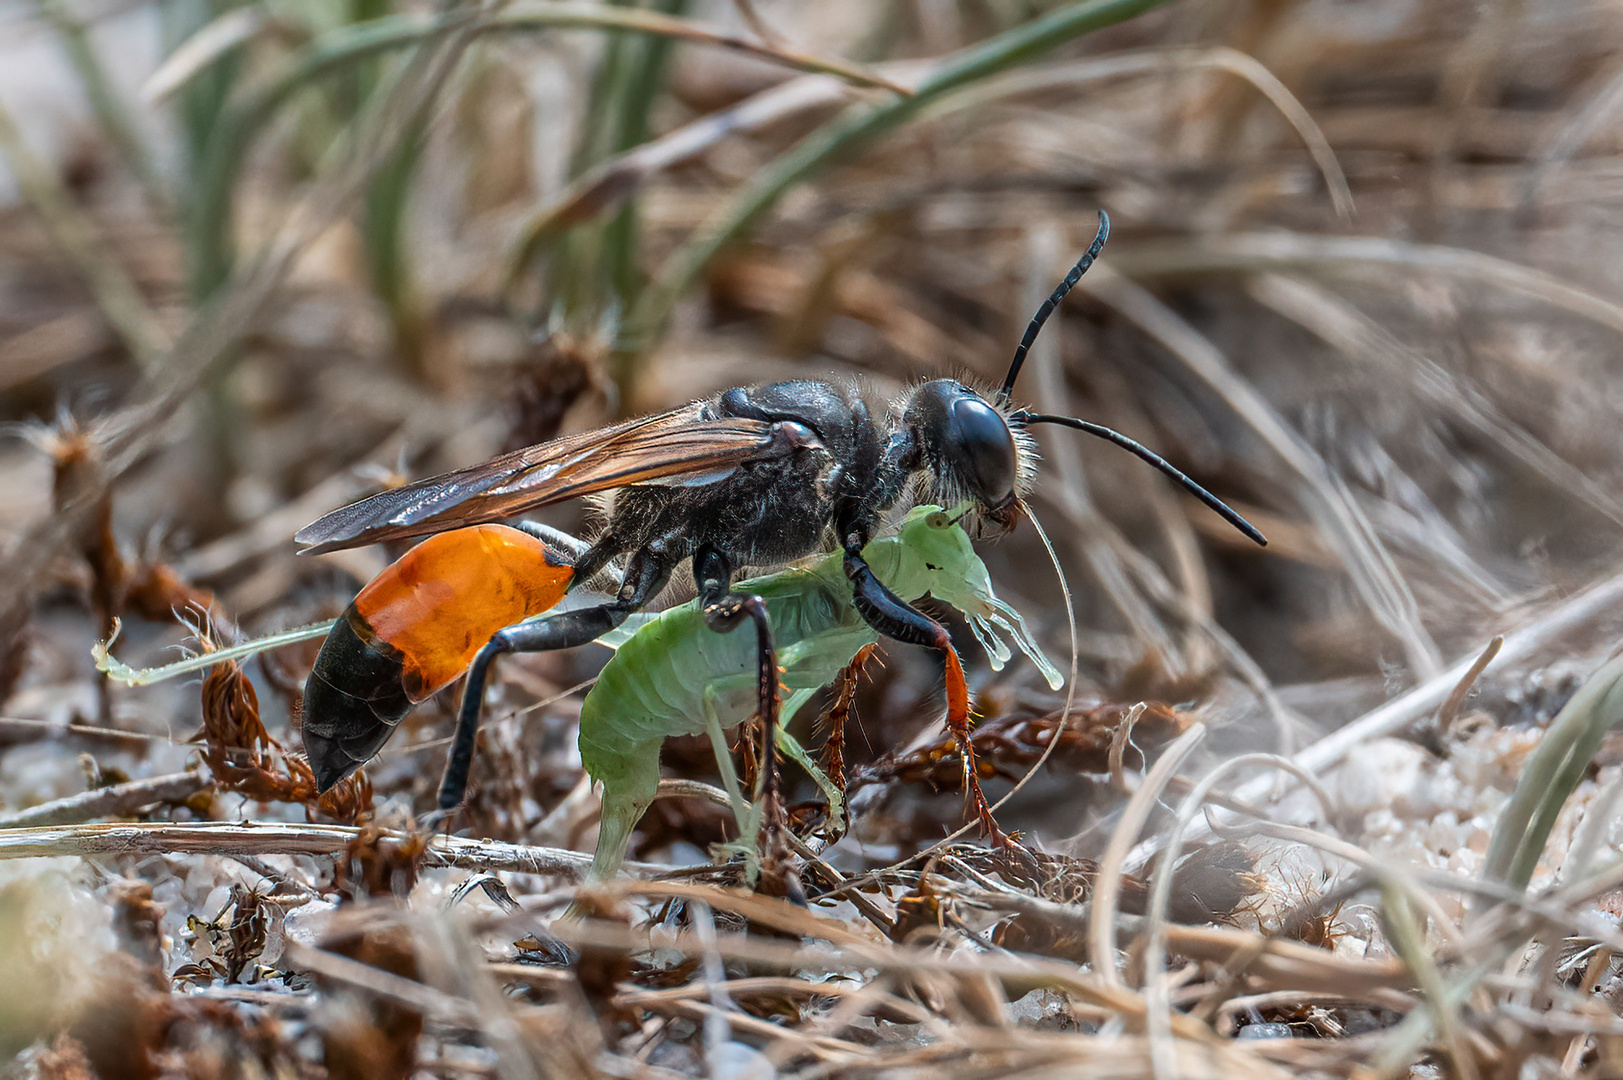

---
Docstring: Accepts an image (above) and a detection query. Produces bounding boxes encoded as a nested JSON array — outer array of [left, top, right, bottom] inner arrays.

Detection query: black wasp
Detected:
[[294, 212, 1265, 846]]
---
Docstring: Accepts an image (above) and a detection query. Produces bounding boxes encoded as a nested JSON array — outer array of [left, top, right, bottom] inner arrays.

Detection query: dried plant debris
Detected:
[[195, 653, 373, 822], [175, 883, 273, 985], [332, 825, 427, 902], [314, 917, 425, 1080], [34, 416, 220, 639], [852, 699, 1193, 795]]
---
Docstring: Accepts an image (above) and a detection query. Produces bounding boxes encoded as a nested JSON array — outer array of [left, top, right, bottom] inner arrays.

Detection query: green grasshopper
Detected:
[[578, 504, 1061, 883]]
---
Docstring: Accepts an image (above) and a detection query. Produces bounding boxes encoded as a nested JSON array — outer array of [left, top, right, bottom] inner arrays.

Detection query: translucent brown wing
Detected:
[[295, 404, 791, 555]]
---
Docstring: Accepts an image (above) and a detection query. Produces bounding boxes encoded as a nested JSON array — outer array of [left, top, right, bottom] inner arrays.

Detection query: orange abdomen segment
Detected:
[[354, 524, 574, 701]]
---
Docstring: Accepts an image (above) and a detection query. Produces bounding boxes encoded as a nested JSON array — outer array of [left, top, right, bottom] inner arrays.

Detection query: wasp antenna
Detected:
[[1013, 411, 1267, 547], [996, 210, 1110, 408]]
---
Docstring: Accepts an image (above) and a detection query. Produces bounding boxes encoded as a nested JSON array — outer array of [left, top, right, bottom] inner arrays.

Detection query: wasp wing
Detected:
[[295, 405, 791, 555]]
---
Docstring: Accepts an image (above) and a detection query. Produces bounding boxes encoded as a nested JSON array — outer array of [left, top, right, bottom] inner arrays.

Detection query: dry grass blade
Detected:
[[547, 906, 1306, 1077], [0, 717, 166, 748], [1109, 232, 1623, 340], [962, 46, 1353, 219], [1135, 560, 1623, 866], [622, 0, 1176, 353], [1090, 722, 1207, 984], [1434, 635, 1502, 736], [505, 65, 926, 287], [1247, 272, 1623, 534], [1163, 923, 1412, 998], [142, 7, 267, 103], [1087, 263, 1442, 678], [499, 2, 911, 96], [1024, 228, 1180, 666], [282, 939, 480, 1026], [1378, 882, 1479, 1080], [1141, 750, 1336, 1071], [10, 0, 1623, 1071], [1524, 54, 1623, 205]]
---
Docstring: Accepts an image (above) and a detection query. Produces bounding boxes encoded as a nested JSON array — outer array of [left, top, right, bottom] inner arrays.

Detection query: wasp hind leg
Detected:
[[693, 545, 801, 902], [431, 546, 674, 825], [844, 549, 1013, 849]]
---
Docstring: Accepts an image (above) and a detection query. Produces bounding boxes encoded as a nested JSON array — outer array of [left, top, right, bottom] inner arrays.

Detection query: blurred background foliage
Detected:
[[3, 0, 1623, 815]]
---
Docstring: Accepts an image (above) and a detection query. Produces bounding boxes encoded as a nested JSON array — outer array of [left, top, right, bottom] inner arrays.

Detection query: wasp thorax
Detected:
[[905, 380, 1019, 514]]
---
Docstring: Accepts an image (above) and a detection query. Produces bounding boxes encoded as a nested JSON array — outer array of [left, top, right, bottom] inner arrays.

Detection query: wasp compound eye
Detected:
[[945, 396, 1018, 509], [906, 380, 1019, 511]]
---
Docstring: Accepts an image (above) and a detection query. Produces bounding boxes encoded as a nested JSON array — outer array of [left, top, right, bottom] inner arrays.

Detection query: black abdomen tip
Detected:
[[301, 611, 415, 792]]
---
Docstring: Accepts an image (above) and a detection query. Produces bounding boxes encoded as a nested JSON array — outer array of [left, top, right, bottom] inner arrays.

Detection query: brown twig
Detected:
[[0, 717, 168, 748], [0, 820, 663, 879], [0, 772, 209, 829], [1434, 635, 1503, 736]]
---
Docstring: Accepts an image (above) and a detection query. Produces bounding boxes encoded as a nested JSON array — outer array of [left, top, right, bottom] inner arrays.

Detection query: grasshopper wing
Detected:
[[296, 403, 802, 555]]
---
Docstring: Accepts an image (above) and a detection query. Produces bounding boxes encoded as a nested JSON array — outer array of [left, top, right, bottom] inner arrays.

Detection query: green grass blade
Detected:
[[1481, 651, 1623, 895], [618, 0, 1174, 362], [33, 0, 169, 213], [186, 4, 906, 299]]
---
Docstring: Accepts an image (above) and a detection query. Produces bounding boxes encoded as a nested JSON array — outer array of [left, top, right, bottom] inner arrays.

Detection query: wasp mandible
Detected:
[[294, 212, 1266, 847]]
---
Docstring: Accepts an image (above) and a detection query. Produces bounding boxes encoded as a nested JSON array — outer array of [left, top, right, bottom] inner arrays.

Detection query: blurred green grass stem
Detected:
[[32, 0, 169, 216], [1481, 650, 1623, 896], [0, 5, 485, 640], [0, 99, 170, 372], [616, 0, 1173, 382], [553, 0, 691, 333], [185, 2, 910, 298], [507, 40, 1357, 311]]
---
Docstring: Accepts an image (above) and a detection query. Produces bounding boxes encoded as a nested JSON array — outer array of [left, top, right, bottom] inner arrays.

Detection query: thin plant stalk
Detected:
[[185, 4, 909, 297], [618, 0, 1175, 367], [33, 0, 169, 215], [0, 98, 169, 372], [551, 0, 690, 332]]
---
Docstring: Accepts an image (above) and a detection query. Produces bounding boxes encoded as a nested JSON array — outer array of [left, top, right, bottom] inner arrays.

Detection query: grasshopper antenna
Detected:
[[976, 504, 1080, 826], [1011, 411, 1267, 547], [996, 210, 1110, 407]]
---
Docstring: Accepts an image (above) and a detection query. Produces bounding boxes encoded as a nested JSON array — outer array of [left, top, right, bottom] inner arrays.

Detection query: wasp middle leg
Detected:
[[435, 544, 675, 816], [693, 544, 794, 888]]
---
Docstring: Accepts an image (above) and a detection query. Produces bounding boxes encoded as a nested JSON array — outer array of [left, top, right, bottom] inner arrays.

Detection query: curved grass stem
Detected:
[[618, 0, 1173, 363], [186, 3, 912, 296]]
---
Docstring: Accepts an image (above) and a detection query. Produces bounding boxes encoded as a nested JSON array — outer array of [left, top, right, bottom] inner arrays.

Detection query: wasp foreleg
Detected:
[[843, 550, 1011, 849], [435, 547, 674, 819]]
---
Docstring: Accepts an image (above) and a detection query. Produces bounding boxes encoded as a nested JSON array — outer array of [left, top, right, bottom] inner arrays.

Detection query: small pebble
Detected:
[[708, 1041, 775, 1080], [1335, 738, 1433, 818]]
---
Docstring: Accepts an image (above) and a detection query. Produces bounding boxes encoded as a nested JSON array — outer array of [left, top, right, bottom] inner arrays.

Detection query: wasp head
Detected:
[[902, 379, 1036, 535]]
